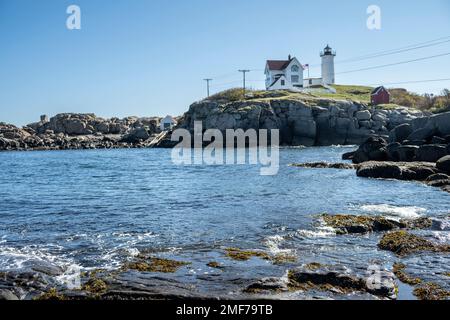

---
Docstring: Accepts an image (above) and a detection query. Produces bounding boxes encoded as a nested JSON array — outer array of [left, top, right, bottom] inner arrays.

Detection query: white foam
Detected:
[[359, 204, 426, 220], [297, 226, 336, 238], [264, 235, 294, 255], [431, 231, 450, 244], [0, 245, 77, 272]]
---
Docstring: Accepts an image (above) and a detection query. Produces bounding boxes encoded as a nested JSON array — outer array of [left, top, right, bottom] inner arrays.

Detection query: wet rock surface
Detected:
[[290, 162, 357, 170], [287, 264, 397, 299], [320, 214, 431, 235], [378, 231, 450, 256]]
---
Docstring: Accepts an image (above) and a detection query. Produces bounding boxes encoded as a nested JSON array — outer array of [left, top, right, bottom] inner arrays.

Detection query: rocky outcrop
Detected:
[[176, 97, 425, 147], [350, 112, 450, 164], [347, 111, 450, 193], [0, 114, 162, 151]]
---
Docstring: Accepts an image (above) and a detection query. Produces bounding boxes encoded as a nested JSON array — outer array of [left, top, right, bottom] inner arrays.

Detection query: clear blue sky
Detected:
[[0, 0, 449, 126]]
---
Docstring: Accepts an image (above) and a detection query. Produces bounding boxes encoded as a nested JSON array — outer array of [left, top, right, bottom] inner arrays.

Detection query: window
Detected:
[[291, 65, 299, 72], [281, 80, 285, 86], [309, 79, 313, 85], [291, 75, 299, 83]]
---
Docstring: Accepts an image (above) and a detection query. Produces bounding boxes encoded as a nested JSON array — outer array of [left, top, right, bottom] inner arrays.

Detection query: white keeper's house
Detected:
[[265, 45, 336, 91]]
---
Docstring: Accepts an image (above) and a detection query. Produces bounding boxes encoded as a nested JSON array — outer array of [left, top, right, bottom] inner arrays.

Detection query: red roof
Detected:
[[266, 59, 292, 71]]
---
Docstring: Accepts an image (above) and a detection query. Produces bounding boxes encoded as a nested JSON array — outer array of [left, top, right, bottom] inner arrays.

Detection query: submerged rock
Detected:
[[413, 283, 450, 300], [225, 248, 270, 261], [378, 231, 449, 256], [288, 264, 396, 299], [320, 214, 432, 235], [290, 162, 357, 170], [125, 257, 190, 273], [393, 263, 422, 285], [244, 277, 289, 294], [321, 214, 402, 234]]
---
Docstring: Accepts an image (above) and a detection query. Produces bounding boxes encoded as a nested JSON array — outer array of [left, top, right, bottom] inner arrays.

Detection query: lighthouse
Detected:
[[321, 45, 336, 85]]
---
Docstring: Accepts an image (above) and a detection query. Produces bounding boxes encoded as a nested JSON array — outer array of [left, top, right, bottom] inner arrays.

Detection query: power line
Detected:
[[367, 78, 450, 87], [337, 52, 450, 75], [308, 35, 450, 68], [336, 36, 450, 64]]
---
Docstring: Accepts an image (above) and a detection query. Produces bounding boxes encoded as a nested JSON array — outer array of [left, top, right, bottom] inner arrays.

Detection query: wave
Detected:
[[359, 204, 426, 220], [263, 235, 295, 256], [296, 225, 336, 238]]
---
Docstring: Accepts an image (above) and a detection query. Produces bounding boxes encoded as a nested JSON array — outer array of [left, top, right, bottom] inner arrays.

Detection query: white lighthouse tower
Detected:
[[321, 45, 336, 85]]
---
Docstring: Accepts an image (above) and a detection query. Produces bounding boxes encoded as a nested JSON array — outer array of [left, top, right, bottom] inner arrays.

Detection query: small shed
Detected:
[[160, 115, 177, 131], [371, 86, 390, 105]]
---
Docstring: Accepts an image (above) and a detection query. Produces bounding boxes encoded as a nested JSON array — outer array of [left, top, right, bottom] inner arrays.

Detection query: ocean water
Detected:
[[0, 147, 449, 299]]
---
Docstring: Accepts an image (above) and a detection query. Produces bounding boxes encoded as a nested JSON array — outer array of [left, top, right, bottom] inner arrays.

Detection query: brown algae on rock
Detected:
[[393, 263, 422, 285], [321, 214, 401, 234], [126, 257, 190, 273], [413, 282, 450, 300], [82, 278, 108, 294], [36, 288, 66, 301], [225, 248, 270, 261], [206, 261, 223, 269], [378, 231, 449, 256]]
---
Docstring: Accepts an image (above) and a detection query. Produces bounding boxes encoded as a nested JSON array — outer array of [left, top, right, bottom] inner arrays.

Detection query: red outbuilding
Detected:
[[371, 86, 390, 105]]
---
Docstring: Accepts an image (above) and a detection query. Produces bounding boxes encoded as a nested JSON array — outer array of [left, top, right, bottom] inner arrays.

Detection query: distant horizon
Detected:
[[1, 0, 449, 126]]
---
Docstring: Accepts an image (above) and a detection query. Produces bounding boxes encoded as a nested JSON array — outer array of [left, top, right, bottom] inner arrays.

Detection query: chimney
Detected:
[[288, 54, 292, 60]]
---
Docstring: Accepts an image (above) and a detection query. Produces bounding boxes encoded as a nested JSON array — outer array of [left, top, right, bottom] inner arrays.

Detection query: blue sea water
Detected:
[[0, 147, 449, 299]]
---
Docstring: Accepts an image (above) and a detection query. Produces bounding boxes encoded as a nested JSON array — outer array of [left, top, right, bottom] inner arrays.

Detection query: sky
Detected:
[[0, 0, 449, 126]]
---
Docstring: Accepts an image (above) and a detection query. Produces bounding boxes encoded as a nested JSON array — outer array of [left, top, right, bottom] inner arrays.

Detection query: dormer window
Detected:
[[291, 65, 299, 72]]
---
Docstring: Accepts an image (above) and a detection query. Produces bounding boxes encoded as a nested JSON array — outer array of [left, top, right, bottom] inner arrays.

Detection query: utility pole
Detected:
[[203, 79, 212, 97], [238, 70, 250, 98]]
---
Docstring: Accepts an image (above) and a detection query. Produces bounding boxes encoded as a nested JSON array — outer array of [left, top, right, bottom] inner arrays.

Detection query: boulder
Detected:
[[389, 123, 412, 143], [357, 161, 437, 181], [355, 110, 371, 121], [342, 151, 355, 160], [426, 173, 450, 182], [401, 140, 427, 146], [431, 136, 447, 144], [395, 145, 419, 162], [352, 136, 388, 164], [415, 145, 447, 162], [386, 142, 401, 161], [120, 127, 151, 143], [407, 127, 436, 142], [0, 289, 19, 301], [288, 264, 396, 298], [436, 156, 450, 173]]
